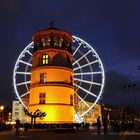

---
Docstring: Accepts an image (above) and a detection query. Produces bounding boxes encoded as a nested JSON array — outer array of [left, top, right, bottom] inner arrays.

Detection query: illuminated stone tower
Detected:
[[29, 27, 74, 123]]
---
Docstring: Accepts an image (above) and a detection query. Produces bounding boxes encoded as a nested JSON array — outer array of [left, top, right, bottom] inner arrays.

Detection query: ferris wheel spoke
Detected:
[[16, 81, 31, 86], [73, 43, 82, 56], [13, 36, 105, 116], [74, 60, 98, 71], [30, 44, 34, 48], [20, 91, 30, 98], [19, 60, 32, 66], [16, 71, 31, 75], [75, 92, 89, 107], [74, 71, 102, 76], [74, 83, 97, 98], [74, 77, 101, 86], [26, 50, 32, 56], [73, 50, 92, 66]]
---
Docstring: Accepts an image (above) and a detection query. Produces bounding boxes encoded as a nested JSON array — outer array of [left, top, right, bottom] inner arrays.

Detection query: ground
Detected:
[[0, 128, 140, 140]]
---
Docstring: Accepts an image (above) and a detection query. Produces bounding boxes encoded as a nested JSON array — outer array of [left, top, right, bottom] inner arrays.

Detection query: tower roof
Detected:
[[32, 27, 72, 41]]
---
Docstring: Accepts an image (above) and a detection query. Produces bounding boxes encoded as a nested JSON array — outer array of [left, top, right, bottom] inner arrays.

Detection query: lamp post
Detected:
[[123, 84, 136, 125], [0, 105, 5, 131]]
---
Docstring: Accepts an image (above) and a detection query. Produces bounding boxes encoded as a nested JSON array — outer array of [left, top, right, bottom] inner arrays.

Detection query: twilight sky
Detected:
[[0, 0, 140, 109]]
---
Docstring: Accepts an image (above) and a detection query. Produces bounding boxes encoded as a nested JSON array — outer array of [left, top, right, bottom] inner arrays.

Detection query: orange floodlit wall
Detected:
[[29, 28, 74, 123]]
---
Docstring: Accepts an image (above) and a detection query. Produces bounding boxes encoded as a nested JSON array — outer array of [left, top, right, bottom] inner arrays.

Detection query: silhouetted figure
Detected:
[[103, 117, 108, 134], [15, 119, 20, 135], [24, 123, 29, 131], [115, 120, 121, 133], [96, 116, 101, 135], [120, 120, 127, 135]]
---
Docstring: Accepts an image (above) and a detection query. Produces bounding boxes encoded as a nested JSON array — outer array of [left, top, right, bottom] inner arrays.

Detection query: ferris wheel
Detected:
[[13, 36, 105, 118]]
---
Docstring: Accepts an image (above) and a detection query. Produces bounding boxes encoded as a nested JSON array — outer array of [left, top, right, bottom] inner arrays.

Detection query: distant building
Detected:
[[12, 101, 28, 123], [75, 100, 102, 124]]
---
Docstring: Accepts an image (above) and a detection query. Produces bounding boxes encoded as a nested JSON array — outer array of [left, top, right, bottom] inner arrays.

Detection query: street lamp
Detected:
[[0, 106, 4, 111], [123, 84, 136, 124], [0, 105, 5, 124]]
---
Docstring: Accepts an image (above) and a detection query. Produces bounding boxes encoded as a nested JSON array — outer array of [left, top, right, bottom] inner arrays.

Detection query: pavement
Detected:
[[0, 128, 140, 140]]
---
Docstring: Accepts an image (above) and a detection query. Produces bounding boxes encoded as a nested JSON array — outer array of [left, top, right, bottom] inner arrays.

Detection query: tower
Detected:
[[29, 27, 74, 123]]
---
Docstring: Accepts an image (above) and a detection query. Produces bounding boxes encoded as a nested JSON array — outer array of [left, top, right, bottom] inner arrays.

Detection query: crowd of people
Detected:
[[1, 117, 138, 136], [96, 116, 139, 135]]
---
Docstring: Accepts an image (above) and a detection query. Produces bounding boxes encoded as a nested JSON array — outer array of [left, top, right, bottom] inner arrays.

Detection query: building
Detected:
[[75, 100, 102, 124], [29, 27, 74, 123], [12, 101, 28, 123]]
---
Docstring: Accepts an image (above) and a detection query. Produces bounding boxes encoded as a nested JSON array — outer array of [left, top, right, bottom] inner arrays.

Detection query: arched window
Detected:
[[46, 37, 50, 47], [53, 36, 58, 47], [41, 38, 46, 47], [58, 38, 63, 48]]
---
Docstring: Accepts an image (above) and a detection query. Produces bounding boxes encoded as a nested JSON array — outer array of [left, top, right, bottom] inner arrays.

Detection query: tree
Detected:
[[24, 108, 46, 127]]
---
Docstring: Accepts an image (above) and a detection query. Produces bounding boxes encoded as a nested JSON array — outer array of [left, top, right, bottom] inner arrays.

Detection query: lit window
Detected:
[[46, 38, 50, 46], [42, 54, 48, 65], [15, 102, 19, 106], [39, 93, 46, 104], [59, 38, 63, 47], [40, 73, 46, 84], [53, 36, 58, 47], [15, 112, 19, 115], [42, 38, 46, 47]]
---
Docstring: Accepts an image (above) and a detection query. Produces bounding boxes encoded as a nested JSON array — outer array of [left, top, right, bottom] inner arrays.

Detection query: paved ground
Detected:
[[0, 129, 140, 140]]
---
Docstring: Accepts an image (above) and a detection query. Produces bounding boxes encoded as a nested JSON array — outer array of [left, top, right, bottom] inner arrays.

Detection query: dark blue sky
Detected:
[[0, 0, 140, 109]]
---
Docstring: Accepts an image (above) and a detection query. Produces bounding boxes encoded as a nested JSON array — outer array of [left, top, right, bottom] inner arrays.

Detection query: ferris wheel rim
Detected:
[[72, 35, 105, 116], [13, 42, 34, 109], [13, 35, 105, 117]]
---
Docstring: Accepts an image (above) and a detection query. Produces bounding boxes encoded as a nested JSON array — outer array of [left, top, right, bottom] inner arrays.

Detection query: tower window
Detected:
[[70, 95, 73, 105], [39, 93, 46, 104], [59, 38, 63, 47], [42, 54, 48, 65], [40, 73, 46, 84], [53, 36, 58, 47], [46, 37, 50, 46], [41, 38, 46, 47]]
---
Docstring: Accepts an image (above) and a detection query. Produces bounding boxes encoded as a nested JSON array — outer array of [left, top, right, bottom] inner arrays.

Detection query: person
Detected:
[[103, 117, 108, 135], [15, 119, 20, 135], [24, 123, 29, 131], [96, 116, 101, 135]]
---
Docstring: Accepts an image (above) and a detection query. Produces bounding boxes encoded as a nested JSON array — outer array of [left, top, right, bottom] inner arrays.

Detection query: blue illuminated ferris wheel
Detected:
[[13, 35, 105, 118]]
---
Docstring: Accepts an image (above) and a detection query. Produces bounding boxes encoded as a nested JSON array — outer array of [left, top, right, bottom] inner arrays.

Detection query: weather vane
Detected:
[[49, 20, 54, 28]]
